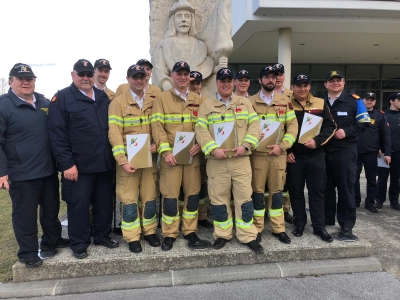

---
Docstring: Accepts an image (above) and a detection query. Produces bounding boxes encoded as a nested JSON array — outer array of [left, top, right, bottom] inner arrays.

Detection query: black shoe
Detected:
[[56, 238, 71, 248], [39, 248, 57, 260], [95, 235, 119, 248], [128, 241, 142, 253], [313, 229, 333, 243], [184, 232, 210, 249], [284, 212, 293, 224], [245, 240, 263, 253], [198, 219, 213, 228], [337, 228, 357, 242], [73, 248, 88, 259], [272, 232, 291, 244], [365, 205, 378, 213], [161, 237, 176, 251], [144, 234, 161, 247], [292, 226, 305, 237], [390, 203, 400, 211], [213, 238, 230, 250], [18, 256, 43, 268], [374, 202, 383, 209], [256, 233, 262, 243]]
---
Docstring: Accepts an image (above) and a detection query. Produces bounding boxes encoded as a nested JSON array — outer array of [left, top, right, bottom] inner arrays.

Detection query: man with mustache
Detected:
[[94, 59, 115, 101]]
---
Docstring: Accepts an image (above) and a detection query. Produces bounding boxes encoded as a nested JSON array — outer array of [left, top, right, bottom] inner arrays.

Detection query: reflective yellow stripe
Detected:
[[123, 116, 150, 127], [269, 208, 283, 217], [151, 113, 164, 123], [248, 112, 258, 124], [242, 134, 258, 148], [182, 209, 198, 219], [254, 209, 265, 217], [162, 214, 180, 225], [235, 218, 253, 229], [164, 114, 194, 123], [196, 117, 208, 128], [202, 141, 218, 155], [179, 199, 184, 207], [286, 110, 296, 121], [283, 134, 295, 146], [258, 114, 278, 121], [112, 145, 125, 156], [109, 115, 123, 126], [282, 191, 289, 198], [199, 198, 205, 205], [208, 114, 234, 124], [264, 192, 269, 199], [121, 219, 140, 230], [235, 111, 249, 119], [214, 217, 233, 229], [142, 215, 157, 226], [158, 143, 172, 154]]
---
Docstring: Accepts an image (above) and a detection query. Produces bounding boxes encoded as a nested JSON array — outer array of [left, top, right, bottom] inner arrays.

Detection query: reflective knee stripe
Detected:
[[214, 218, 233, 229], [269, 208, 283, 217], [282, 191, 289, 198], [162, 214, 180, 225], [182, 209, 198, 219], [263, 192, 269, 199], [235, 218, 254, 229], [253, 208, 265, 217], [230, 200, 234, 206], [121, 218, 140, 230], [179, 200, 184, 207], [142, 214, 157, 226], [199, 198, 205, 205]]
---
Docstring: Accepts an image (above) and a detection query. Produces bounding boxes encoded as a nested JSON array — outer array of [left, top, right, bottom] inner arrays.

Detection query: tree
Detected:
[[0, 78, 8, 95]]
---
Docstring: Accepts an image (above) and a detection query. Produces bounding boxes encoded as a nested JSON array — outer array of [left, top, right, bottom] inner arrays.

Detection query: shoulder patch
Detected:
[[351, 94, 360, 99], [51, 91, 60, 102]]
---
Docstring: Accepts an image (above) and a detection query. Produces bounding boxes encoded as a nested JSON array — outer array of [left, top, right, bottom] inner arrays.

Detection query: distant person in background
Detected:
[[94, 59, 115, 101]]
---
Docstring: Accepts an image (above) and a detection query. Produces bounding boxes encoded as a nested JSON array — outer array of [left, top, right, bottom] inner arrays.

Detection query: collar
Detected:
[[327, 92, 343, 102], [129, 89, 145, 104], [94, 83, 106, 91], [174, 88, 189, 100], [11, 89, 37, 107]]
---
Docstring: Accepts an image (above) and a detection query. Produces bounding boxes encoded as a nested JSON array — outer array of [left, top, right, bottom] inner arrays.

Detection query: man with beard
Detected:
[[94, 59, 115, 101], [249, 66, 298, 244]]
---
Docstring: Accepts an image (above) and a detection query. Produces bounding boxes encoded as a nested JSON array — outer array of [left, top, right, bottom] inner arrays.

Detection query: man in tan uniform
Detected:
[[195, 68, 262, 252], [108, 65, 160, 253], [151, 61, 209, 251], [94, 59, 115, 101], [234, 70, 251, 98], [249, 65, 298, 244]]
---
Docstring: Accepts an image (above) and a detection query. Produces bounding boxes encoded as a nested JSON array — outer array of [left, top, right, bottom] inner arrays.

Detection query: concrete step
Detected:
[[12, 225, 371, 283]]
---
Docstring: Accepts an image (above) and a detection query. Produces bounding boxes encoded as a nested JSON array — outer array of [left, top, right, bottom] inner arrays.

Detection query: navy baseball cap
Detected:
[[388, 92, 400, 101], [127, 65, 146, 77], [259, 65, 278, 78], [9, 63, 36, 78], [292, 74, 310, 85], [325, 70, 344, 82], [235, 70, 250, 79], [73, 59, 94, 73], [217, 68, 234, 80], [273, 63, 285, 73], [136, 59, 154, 69], [172, 61, 190, 72], [363, 92, 376, 100], [190, 71, 203, 82], [94, 59, 112, 70]]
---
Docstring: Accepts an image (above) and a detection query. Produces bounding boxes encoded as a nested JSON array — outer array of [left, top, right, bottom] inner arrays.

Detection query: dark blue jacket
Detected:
[[0, 90, 56, 181], [47, 83, 114, 173], [385, 109, 400, 153]]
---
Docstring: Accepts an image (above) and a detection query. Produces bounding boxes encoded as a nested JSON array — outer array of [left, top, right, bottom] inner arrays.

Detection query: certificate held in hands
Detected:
[[257, 120, 281, 152], [126, 134, 152, 169], [173, 131, 196, 164], [213, 122, 237, 158], [298, 113, 323, 144]]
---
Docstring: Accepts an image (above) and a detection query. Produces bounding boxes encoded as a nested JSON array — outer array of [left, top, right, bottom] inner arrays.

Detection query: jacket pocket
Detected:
[[69, 108, 90, 128]]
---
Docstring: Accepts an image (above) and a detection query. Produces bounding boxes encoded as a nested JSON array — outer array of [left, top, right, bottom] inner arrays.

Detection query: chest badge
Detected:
[[371, 119, 375, 125]]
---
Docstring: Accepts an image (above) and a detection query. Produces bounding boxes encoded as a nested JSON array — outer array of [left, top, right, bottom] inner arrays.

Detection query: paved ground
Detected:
[[10, 272, 400, 300]]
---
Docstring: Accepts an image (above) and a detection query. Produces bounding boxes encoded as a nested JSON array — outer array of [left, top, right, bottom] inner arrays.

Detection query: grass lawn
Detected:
[[0, 189, 67, 282]]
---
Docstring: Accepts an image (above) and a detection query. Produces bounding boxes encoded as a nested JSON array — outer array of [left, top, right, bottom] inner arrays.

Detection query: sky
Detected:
[[0, 0, 150, 98]]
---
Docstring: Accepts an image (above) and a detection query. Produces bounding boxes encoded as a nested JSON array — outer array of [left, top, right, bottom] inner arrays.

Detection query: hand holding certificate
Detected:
[[172, 131, 196, 164], [126, 134, 153, 169], [298, 113, 323, 144], [213, 122, 237, 158], [257, 120, 281, 153]]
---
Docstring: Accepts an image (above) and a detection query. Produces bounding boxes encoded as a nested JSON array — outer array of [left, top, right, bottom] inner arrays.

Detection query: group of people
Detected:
[[1, 57, 399, 268]]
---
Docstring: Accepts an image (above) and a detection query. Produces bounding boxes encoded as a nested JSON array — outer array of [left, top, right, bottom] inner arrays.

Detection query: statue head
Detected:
[[165, 0, 198, 38]]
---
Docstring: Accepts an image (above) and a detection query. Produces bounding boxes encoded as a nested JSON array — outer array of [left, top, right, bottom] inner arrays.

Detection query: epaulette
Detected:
[[379, 110, 385, 114], [351, 94, 361, 99], [51, 91, 60, 102]]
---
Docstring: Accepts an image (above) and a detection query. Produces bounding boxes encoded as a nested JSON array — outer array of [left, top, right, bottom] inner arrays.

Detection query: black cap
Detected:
[[273, 63, 285, 73], [94, 59, 112, 70], [73, 59, 94, 73], [172, 61, 190, 73], [136, 59, 154, 69], [235, 70, 250, 79], [259, 65, 278, 78], [216, 68, 234, 80], [388, 92, 400, 101], [292, 74, 310, 85], [9, 63, 37, 78], [363, 92, 376, 100], [190, 71, 203, 82], [325, 70, 344, 82], [127, 65, 146, 77]]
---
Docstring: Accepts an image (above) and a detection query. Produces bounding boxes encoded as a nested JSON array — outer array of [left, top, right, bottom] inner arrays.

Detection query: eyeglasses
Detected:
[[76, 72, 94, 78], [131, 76, 146, 81]]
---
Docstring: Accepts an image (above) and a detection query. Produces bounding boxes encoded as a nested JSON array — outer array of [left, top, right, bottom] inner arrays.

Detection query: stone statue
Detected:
[[153, 0, 233, 98]]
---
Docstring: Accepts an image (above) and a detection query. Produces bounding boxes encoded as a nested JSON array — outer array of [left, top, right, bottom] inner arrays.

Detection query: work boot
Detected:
[[245, 240, 263, 253], [161, 237, 176, 251], [18, 255, 43, 268], [128, 241, 142, 253], [212, 238, 230, 250], [184, 232, 210, 249], [144, 234, 161, 247]]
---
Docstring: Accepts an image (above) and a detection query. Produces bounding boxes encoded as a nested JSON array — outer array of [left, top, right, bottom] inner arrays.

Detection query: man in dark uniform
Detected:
[[323, 70, 370, 241], [354, 92, 391, 213], [0, 63, 68, 267], [286, 74, 336, 242], [376, 92, 400, 210], [48, 59, 118, 259]]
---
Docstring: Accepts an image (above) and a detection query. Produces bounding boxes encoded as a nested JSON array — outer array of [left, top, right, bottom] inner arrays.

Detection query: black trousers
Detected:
[[324, 146, 358, 230], [377, 150, 400, 205], [9, 173, 62, 259], [354, 152, 378, 207], [287, 152, 326, 230], [62, 171, 113, 251]]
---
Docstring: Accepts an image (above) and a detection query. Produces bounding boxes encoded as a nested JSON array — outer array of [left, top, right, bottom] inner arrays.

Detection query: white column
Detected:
[[278, 28, 292, 90]]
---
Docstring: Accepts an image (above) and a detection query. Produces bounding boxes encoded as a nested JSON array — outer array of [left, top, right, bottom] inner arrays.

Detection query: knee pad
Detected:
[[187, 194, 200, 212], [143, 199, 156, 219], [241, 201, 254, 223], [199, 183, 207, 199], [271, 192, 283, 209], [123, 203, 137, 222], [163, 198, 178, 216], [211, 204, 228, 222], [252, 192, 265, 210]]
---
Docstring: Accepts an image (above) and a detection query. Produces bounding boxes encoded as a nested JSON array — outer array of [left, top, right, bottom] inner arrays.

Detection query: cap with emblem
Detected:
[[363, 92, 376, 100], [292, 74, 310, 85], [235, 70, 250, 79], [127, 65, 146, 77], [217, 68, 234, 80], [190, 71, 203, 82], [273, 63, 285, 73], [94, 59, 112, 70], [136, 59, 154, 69], [172, 61, 190, 73], [388, 92, 400, 101], [325, 70, 344, 82], [73, 59, 94, 73], [259, 65, 278, 78], [9, 63, 37, 78]]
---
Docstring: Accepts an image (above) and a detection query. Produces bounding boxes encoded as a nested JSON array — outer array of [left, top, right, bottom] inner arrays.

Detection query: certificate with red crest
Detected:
[[298, 113, 323, 144], [213, 122, 237, 158], [257, 120, 281, 152], [126, 134, 152, 168], [173, 131, 196, 165]]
